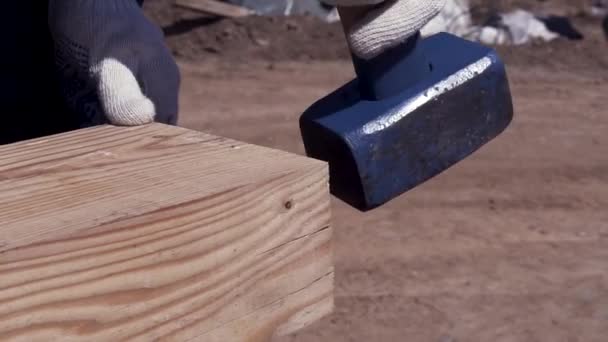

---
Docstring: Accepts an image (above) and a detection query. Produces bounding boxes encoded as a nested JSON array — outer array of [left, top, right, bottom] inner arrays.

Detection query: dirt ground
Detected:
[[144, 1, 608, 341]]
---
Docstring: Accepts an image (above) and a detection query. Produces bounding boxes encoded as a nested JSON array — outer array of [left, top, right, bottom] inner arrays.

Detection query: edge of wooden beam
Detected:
[[174, 0, 255, 18]]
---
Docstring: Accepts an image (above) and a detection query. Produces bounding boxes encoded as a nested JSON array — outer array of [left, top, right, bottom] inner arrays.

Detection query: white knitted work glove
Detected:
[[48, 0, 180, 126], [326, 0, 446, 59]]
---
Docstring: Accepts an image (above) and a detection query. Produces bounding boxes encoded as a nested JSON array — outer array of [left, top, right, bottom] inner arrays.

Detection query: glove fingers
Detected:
[[52, 0, 180, 127], [138, 47, 181, 126], [96, 56, 156, 126], [348, 0, 445, 59]]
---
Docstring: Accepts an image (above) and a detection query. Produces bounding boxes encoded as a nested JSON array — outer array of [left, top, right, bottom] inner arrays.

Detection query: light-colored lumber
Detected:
[[175, 0, 254, 18], [0, 123, 333, 341]]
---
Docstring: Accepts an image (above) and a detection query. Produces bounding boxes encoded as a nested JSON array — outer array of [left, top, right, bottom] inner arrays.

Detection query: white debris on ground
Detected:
[[227, 0, 587, 45], [591, 0, 608, 17], [498, 10, 560, 44], [420, 0, 561, 45]]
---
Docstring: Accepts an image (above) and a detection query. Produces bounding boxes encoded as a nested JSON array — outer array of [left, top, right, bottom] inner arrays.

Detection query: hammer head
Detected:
[[299, 32, 513, 211]]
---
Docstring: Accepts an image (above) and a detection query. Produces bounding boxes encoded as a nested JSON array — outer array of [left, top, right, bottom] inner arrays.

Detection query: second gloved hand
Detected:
[[48, 0, 180, 126], [326, 0, 446, 59]]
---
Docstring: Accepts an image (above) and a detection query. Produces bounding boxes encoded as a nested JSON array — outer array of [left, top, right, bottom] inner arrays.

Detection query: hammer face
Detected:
[[300, 33, 513, 211]]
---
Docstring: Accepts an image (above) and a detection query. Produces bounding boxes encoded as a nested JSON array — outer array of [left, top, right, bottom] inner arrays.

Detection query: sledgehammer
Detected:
[[299, 6, 513, 211]]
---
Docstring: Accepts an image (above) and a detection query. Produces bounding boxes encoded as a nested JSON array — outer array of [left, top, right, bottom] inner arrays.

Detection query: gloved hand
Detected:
[[325, 0, 445, 59], [48, 0, 180, 127]]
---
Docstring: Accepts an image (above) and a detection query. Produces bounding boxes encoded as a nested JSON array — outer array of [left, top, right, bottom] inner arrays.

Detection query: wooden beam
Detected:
[[175, 0, 254, 18], [0, 123, 333, 341]]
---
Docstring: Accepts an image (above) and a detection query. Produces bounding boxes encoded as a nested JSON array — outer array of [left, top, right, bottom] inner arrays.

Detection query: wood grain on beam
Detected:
[[175, 0, 254, 18], [0, 123, 333, 341]]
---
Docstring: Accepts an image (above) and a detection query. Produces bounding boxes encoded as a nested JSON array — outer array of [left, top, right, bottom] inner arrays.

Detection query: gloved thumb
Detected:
[[96, 57, 156, 126], [338, 0, 445, 60]]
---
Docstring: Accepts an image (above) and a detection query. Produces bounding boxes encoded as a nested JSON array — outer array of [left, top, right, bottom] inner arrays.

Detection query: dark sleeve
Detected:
[[0, 2, 77, 145]]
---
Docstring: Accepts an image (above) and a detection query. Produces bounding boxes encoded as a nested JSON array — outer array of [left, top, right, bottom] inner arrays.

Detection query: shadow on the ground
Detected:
[[162, 16, 223, 37]]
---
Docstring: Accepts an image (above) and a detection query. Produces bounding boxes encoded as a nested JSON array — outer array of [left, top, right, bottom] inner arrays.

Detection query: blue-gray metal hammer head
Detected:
[[299, 31, 513, 211]]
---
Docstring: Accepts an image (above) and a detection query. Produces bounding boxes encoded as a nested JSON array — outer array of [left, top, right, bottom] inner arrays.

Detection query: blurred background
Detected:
[[142, 0, 607, 341]]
